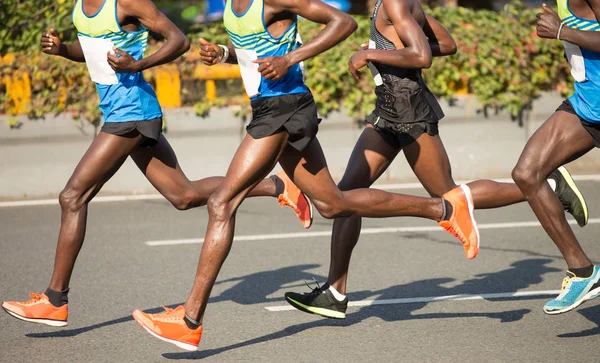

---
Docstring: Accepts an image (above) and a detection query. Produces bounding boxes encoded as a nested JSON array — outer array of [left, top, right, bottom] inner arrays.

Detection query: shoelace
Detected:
[[561, 276, 573, 290], [304, 277, 325, 297], [443, 224, 464, 243], [278, 194, 300, 216], [153, 306, 183, 322], [23, 293, 46, 306]]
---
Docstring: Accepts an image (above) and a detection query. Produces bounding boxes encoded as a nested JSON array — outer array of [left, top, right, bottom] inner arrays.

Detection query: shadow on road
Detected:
[[557, 305, 600, 338], [25, 257, 575, 357], [161, 258, 557, 360]]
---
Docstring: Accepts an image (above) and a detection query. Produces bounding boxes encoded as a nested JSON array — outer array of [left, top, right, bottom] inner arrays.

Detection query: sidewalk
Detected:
[[2, 93, 600, 200]]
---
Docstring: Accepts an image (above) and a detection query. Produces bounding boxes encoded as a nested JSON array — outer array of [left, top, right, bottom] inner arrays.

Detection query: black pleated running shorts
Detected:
[[247, 92, 320, 151], [365, 113, 439, 149], [366, 78, 444, 149], [100, 117, 163, 147], [557, 100, 600, 148]]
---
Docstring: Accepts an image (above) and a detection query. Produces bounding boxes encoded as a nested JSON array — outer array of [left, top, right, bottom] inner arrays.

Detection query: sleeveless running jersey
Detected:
[[558, 0, 600, 123], [367, 0, 443, 122], [72, 0, 162, 122], [223, 0, 308, 99]]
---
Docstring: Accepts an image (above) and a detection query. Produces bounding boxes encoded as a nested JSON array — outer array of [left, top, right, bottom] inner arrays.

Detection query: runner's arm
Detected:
[[560, 0, 600, 52], [267, 0, 357, 66], [199, 40, 237, 65], [538, 2, 600, 53], [423, 14, 457, 57], [111, 0, 190, 72], [41, 29, 85, 62], [364, 0, 432, 68]]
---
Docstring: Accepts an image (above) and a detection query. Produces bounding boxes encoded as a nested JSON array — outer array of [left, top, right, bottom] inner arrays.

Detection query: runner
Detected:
[[131, 0, 482, 351], [510, 1, 600, 314], [284, 0, 589, 319], [1, 0, 311, 328]]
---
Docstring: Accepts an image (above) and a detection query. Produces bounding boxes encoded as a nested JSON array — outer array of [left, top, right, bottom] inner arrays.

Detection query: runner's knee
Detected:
[[512, 161, 542, 190], [58, 184, 88, 212], [207, 193, 236, 222], [312, 196, 351, 219], [169, 189, 199, 211]]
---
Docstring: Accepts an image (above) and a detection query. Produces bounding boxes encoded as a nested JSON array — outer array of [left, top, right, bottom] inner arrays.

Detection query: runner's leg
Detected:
[[130, 135, 278, 211], [404, 133, 525, 208], [512, 111, 594, 269], [48, 131, 145, 291], [182, 132, 289, 322], [327, 125, 401, 295]]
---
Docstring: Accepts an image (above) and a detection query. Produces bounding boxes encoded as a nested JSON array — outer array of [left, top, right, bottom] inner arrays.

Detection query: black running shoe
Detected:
[[549, 166, 589, 227], [285, 282, 347, 319]]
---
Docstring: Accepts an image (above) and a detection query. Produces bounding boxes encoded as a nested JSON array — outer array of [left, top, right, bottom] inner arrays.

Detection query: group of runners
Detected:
[[2, 0, 600, 352]]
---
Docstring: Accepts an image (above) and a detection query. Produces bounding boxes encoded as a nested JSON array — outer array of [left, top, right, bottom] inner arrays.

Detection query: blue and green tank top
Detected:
[[558, 0, 600, 123], [73, 0, 162, 122], [223, 0, 308, 100]]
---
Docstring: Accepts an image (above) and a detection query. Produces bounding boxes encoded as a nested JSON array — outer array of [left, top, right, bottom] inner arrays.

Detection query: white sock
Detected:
[[328, 285, 346, 301], [547, 178, 557, 192]]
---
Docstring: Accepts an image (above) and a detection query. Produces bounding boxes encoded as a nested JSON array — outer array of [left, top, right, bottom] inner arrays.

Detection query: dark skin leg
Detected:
[[48, 132, 144, 291], [183, 133, 446, 322], [327, 126, 400, 294], [328, 126, 527, 295], [404, 133, 525, 208], [130, 135, 277, 211], [48, 134, 279, 292], [183, 132, 290, 321], [512, 111, 594, 269]]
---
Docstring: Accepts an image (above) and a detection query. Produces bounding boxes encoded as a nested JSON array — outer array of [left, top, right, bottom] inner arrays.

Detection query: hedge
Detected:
[[0, 1, 572, 127]]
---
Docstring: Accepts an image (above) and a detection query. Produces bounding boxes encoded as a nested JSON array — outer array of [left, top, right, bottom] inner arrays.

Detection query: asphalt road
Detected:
[[1, 181, 600, 362]]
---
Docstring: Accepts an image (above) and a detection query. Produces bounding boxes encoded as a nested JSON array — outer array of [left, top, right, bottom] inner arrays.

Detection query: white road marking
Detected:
[[265, 290, 563, 312], [145, 218, 600, 246], [2, 173, 600, 208]]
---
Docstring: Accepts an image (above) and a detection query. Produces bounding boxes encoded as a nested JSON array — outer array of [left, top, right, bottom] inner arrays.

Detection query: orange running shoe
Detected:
[[438, 185, 480, 259], [133, 306, 202, 351], [2, 293, 68, 327], [276, 170, 313, 229]]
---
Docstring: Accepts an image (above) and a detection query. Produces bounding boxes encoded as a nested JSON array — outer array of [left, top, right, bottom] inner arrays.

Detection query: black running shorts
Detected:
[[247, 92, 320, 151], [557, 100, 600, 148], [100, 118, 163, 147], [365, 112, 439, 149]]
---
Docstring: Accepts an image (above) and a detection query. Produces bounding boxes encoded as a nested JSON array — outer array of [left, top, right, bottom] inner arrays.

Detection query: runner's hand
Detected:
[[199, 38, 223, 65], [536, 3, 562, 39], [361, 41, 369, 50], [107, 48, 139, 73], [254, 56, 291, 80], [41, 28, 62, 55], [348, 50, 369, 82]]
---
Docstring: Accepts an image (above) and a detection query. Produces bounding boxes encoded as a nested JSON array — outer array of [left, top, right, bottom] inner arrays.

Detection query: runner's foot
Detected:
[[276, 170, 313, 229], [549, 166, 589, 227], [438, 185, 480, 259], [285, 282, 347, 319], [544, 266, 600, 314], [133, 306, 202, 351], [2, 293, 68, 327]]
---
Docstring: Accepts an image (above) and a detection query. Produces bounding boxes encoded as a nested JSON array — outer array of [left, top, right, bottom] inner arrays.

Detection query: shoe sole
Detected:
[[460, 184, 480, 259], [2, 306, 67, 327], [132, 314, 198, 351], [543, 285, 600, 315], [302, 192, 314, 229], [558, 167, 588, 227], [285, 296, 346, 319]]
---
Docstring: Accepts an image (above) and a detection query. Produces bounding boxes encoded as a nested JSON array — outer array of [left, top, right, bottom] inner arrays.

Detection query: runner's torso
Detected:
[[73, 0, 162, 122], [223, 0, 308, 100], [558, 0, 600, 123], [367, 0, 442, 122]]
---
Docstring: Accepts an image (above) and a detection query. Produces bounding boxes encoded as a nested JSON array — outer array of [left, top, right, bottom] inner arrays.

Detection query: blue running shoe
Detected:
[[544, 265, 600, 315]]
